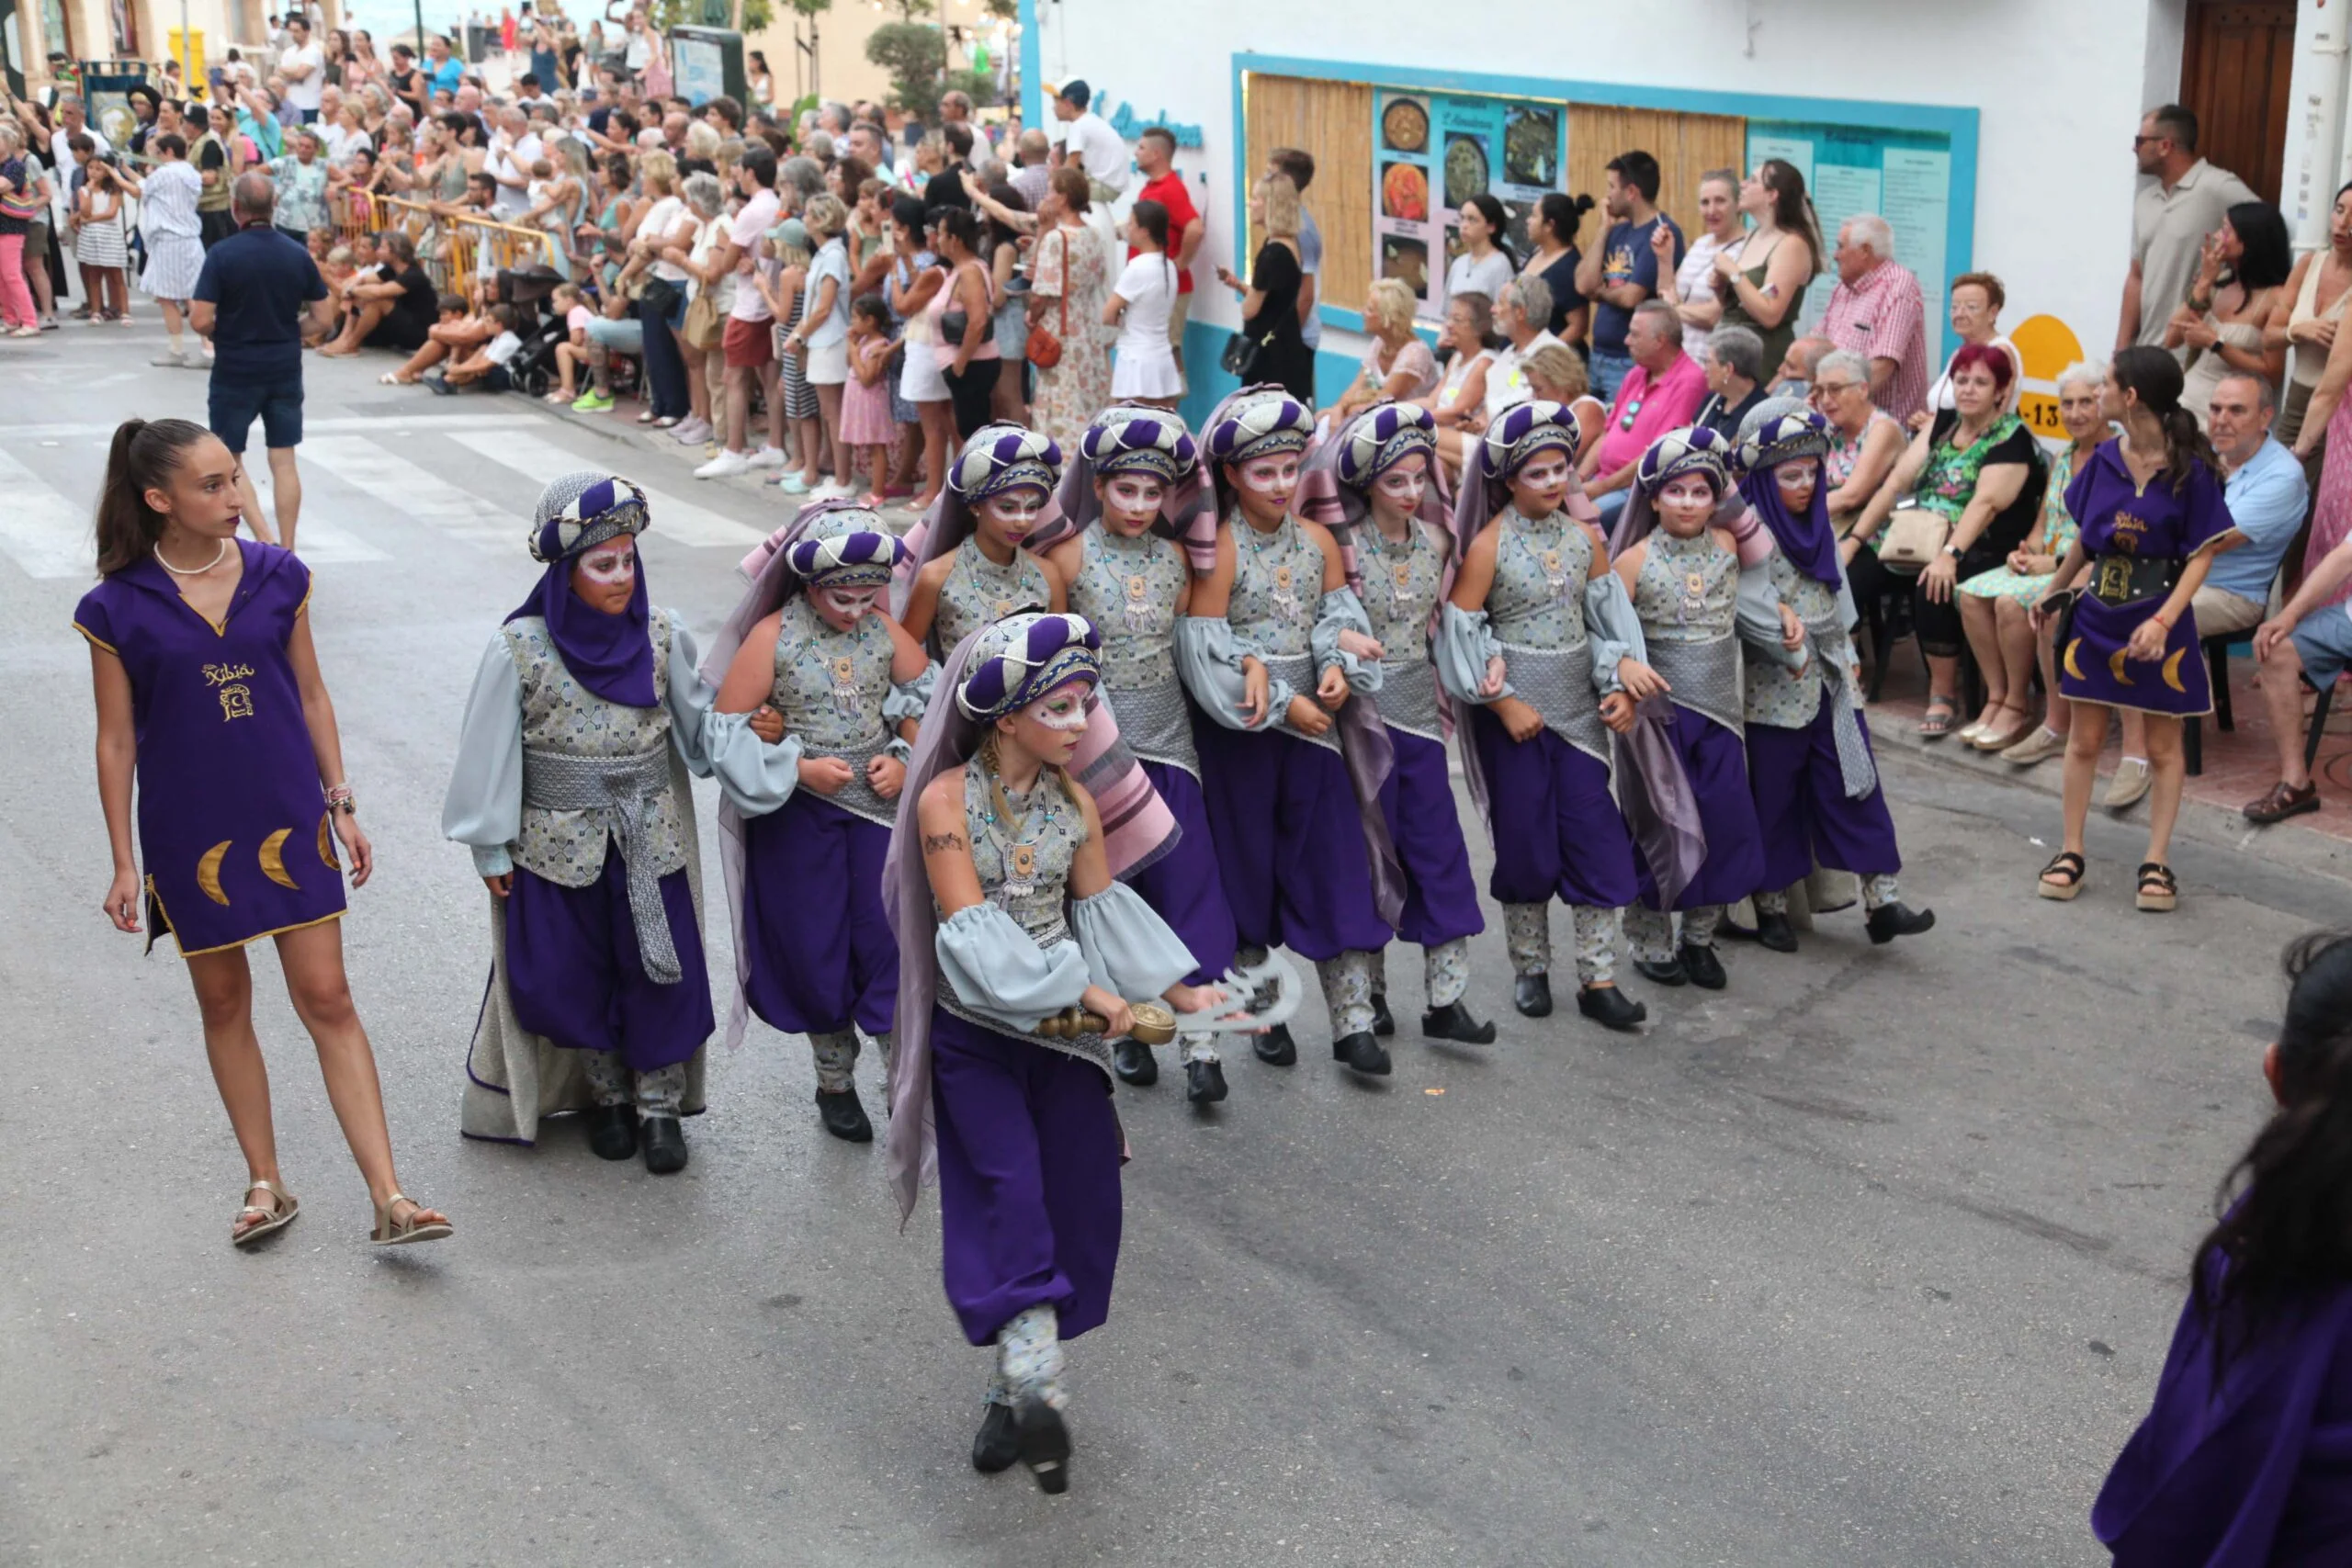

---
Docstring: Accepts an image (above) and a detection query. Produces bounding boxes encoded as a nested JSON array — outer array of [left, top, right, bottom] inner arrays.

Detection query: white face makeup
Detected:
[[1657, 473, 1718, 533], [1508, 448, 1571, 513], [1773, 462, 1818, 512], [1238, 455, 1300, 497], [812, 582, 882, 626], [1023, 682, 1092, 733], [980, 488, 1048, 536], [1100, 473, 1166, 534], [1372, 456, 1430, 514], [577, 537, 639, 585]]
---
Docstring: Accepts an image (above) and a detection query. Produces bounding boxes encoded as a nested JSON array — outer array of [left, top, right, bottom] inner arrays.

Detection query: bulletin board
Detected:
[[1746, 119, 1958, 352]]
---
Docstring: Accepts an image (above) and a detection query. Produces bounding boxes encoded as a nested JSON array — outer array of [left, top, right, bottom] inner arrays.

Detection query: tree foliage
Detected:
[[865, 22, 991, 119]]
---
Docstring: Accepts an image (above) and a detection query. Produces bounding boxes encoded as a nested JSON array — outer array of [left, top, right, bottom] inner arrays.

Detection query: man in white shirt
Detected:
[[697, 151, 788, 479], [51, 95, 111, 180], [279, 15, 326, 124], [1049, 80, 1128, 200], [486, 107, 542, 220]]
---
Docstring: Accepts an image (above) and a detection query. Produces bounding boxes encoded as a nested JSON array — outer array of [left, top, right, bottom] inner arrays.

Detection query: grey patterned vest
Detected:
[[503, 611, 688, 890], [1487, 508, 1611, 763], [1633, 528, 1743, 736], [1069, 528, 1197, 775], [1228, 512, 1336, 750], [1745, 552, 1845, 728], [771, 594, 899, 828], [934, 543, 1052, 656], [938, 757, 1106, 1073], [1356, 519, 1446, 741]]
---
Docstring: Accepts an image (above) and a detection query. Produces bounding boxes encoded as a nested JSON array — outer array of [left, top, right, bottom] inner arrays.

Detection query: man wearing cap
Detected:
[[1049, 79, 1128, 209]]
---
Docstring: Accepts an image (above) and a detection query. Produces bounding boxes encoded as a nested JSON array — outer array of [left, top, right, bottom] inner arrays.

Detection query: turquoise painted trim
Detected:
[[1178, 318, 1362, 432], [1231, 52, 1978, 357], [1019, 0, 1042, 130]]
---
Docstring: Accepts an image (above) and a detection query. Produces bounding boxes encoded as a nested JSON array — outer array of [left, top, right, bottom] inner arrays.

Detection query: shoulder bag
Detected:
[[1025, 231, 1067, 370], [1876, 499, 1951, 572]]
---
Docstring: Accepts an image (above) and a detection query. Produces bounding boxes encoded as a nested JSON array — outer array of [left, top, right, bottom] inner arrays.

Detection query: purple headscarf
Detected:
[[508, 471, 657, 708], [1736, 408, 1843, 586]]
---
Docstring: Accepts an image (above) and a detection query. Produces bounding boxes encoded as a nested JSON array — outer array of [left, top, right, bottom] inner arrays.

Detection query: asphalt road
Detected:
[[1, 323, 2341, 1567]]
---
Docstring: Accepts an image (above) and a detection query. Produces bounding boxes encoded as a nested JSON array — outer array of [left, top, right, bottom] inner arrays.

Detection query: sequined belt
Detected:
[[1262, 652, 1341, 751], [522, 744, 684, 983], [1498, 639, 1611, 764], [804, 739, 897, 828], [1377, 658, 1443, 741], [1643, 634, 1744, 738], [1102, 675, 1199, 777], [2087, 553, 2179, 607]]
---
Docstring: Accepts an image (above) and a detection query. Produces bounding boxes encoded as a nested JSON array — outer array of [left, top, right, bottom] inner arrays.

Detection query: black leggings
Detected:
[[943, 356, 1001, 441], [1848, 539, 2005, 660]]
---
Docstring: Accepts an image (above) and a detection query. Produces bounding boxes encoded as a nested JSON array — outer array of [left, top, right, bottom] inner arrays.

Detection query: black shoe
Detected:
[[971, 1403, 1020, 1473], [1419, 1001, 1496, 1044], [1679, 943, 1727, 991], [586, 1103, 639, 1161], [1865, 902, 1936, 945], [1716, 914, 1760, 942], [640, 1114, 689, 1174], [816, 1087, 873, 1143], [1112, 1037, 1159, 1086], [1633, 956, 1688, 987], [1755, 910, 1799, 953], [1185, 1058, 1227, 1104], [1369, 993, 1396, 1037], [1333, 1031, 1392, 1075], [1513, 973, 1553, 1018], [1012, 1398, 1071, 1495], [1576, 984, 1647, 1032], [1253, 1022, 1297, 1066]]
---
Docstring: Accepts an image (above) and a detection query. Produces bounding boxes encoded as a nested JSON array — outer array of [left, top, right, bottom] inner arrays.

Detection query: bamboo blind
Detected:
[[1565, 106, 1749, 253], [1242, 73, 1374, 315]]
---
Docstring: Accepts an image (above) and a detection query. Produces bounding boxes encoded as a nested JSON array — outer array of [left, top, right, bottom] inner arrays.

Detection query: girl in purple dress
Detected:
[[2032, 347, 2242, 913], [76, 418, 451, 1250], [884, 612, 1227, 1492], [2093, 931, 2352, 1564]]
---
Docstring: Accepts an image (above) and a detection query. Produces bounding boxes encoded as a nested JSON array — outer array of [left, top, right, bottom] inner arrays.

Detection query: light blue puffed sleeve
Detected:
[[1310, 586, 1384, 694], [880, 659, 936, 762], [1437, 602, 1507, 704], [1070, 883, 1196, 1002], [1583, 572, 1647, 697], [935, 902, 1093, 1032], [1736, 558, 1805, 669], [1176, 615, 1289, 730], [663, 613, 807, 815], [442, 634, 526, 879]]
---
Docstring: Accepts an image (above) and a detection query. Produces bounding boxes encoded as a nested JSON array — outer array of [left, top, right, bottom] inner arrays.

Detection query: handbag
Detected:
[[1025, 232, 1067, 369], [638, 275, 683, 319], [939, 308, 968, 348], [683, 289, 722, 351], [1221, 327, 1271, 379], [1876, 499, 1951, 572]]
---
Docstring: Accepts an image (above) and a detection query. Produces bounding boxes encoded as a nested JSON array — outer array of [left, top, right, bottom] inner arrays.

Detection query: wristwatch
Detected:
[[1941, 544, 1964, 558]]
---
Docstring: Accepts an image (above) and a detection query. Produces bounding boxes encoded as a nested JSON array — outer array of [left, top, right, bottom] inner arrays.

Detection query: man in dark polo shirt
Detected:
[[191, 174, 334, 551]]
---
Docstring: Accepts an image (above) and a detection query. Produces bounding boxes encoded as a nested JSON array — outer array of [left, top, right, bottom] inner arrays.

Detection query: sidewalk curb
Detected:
[[1873, 714, 2352, 886]]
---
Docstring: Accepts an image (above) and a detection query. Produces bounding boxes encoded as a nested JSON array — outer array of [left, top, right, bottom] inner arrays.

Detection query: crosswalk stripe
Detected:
[[0, 448, 95, 580], [441, 430, 774, 550], [297, 436, 515, 549], [9, 413, 548, 441], [242, 465, 391, 565]]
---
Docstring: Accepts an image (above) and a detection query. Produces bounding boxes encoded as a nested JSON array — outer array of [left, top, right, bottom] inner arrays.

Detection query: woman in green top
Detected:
[[1711, 159, 1821, 378]]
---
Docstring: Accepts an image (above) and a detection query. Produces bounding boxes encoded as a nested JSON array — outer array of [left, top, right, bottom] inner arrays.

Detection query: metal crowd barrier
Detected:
[[334, 190, 561, 297]]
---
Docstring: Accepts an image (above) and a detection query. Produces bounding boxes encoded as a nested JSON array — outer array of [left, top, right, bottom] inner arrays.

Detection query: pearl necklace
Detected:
[[156, 539, 231, 576]]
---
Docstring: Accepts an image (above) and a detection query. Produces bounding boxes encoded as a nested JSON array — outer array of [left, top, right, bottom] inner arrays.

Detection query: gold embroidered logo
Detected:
[[218, 683, 255, 721], [203, 661, 256, 686]]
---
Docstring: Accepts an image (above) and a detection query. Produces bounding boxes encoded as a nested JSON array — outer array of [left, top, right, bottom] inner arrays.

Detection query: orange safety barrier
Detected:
[[368, 196, 562, 299]]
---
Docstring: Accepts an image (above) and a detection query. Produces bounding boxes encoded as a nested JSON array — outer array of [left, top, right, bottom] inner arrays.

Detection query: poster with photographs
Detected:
[[1373, 88, 1566, 321]]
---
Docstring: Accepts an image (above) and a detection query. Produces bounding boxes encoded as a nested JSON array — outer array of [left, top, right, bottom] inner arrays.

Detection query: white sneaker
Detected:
[[695, 450, 752, 479], [809, 479, 854, 500], [748, 446, 788, 469], [671, 416, 713, 445]]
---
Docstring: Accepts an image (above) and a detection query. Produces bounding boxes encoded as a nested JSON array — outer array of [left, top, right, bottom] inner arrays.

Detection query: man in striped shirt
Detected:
[[1818, 214, 1928, 425]]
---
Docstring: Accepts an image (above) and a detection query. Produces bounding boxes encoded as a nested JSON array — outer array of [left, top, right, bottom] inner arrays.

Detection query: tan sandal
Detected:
[[369, 1191, 454, 1247], [232, 1179, 300, 1247]]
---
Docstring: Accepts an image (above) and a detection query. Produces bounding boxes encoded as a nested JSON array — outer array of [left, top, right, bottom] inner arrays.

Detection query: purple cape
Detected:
[[507, 556, 656, 708]]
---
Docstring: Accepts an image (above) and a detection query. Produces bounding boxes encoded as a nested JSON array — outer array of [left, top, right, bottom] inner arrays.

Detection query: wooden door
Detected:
[[2179, 0, 2297, 204]]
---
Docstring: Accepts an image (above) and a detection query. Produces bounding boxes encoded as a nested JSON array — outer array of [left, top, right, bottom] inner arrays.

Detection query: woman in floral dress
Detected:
[[1027, 168, 1113, 453]]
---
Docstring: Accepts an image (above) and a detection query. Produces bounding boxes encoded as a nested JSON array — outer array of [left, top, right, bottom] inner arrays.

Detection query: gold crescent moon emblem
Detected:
[[2162, 649, 2189, 694], [196, 840, 232, 906], [258, 828, 300, 891], [317, 811, 339, 870], [2063, 638, 2086, 681], [2109, 647, 2135, 687]]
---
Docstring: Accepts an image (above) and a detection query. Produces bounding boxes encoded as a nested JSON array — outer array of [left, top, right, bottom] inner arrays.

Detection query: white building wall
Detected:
[[1038, 0, 2171, 386]]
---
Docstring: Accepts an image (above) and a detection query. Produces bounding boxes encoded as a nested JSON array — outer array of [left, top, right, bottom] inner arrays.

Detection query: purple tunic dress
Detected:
[[74, 542, 345, 955], [2094, 1253, 2352, 1564], [2060, 442, 2239, 718]]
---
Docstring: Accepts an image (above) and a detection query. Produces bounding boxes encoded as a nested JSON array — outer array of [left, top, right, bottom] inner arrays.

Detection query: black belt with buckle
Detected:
[[2086, 554, 2178, 607]]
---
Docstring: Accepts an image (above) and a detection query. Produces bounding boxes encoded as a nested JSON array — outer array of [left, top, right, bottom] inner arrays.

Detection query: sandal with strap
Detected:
[[1917, 694, 1960, 739], [2136, 862, 2178, 913], [369, 1191, 454, 1247], [232, 1179, 300, 1247], [2037, 851, 2086, 902]]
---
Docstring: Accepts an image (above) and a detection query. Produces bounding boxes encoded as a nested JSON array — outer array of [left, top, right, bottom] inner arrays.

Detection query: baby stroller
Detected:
[[504, 310, 571, 398]]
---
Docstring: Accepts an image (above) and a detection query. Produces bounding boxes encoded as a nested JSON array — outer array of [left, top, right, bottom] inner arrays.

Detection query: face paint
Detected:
[[1101, 473, 1166, 533], [813, 583, 881, 624], [1373, 463, 1429, 512], [1508, 448, 1572, 514], [981, 488, 1048, 536], [1774, 461, 1819, 512], [1238, 455, 1300, 496], [577, 539, 639, 584], [1657, 473, 1719, 532]]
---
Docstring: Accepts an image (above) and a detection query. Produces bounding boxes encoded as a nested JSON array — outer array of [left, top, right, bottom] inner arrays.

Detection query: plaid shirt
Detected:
[[1819, 258, 1928, 424]]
